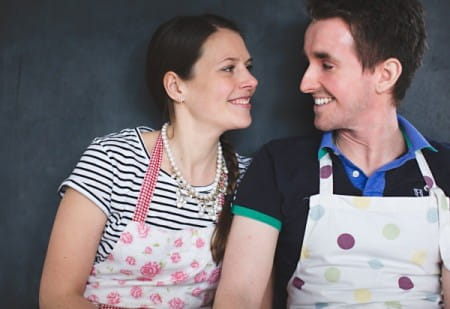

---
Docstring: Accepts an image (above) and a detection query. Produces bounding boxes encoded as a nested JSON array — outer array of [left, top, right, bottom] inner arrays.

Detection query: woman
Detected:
[[40, 14, 257, 308]]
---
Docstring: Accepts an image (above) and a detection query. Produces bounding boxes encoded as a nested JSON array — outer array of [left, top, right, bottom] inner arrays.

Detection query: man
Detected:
[[214, 0, 450, 308]]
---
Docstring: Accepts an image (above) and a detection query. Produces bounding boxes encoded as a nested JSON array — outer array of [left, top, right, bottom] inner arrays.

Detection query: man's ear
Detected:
[[163, 71, 185, 103], [375, 58, 402, 94]]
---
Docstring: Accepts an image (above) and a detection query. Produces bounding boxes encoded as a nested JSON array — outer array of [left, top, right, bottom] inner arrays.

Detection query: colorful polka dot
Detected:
[[412, 250, 427, 266], [292, 277, 304, 290], [315, 303, 329, 308], [424, 176, 434, 189], [427, 208, 438, 223], [324, 267, 340, 283], [425, 294, 439, 302], [337, 233, 355, 250], [354, 289, 372, 303], [398, 276, 414, 290], [353, 197, 371, 209], [385, 301, 402, 308], [301, 247, 310, 259], [368, 258, 384, 269], [309, 205, 325, 220], [382, 224, 400, 240], [320, 165, 332, 179]]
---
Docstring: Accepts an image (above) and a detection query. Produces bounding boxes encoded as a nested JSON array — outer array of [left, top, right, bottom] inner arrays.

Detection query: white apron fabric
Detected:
[[287, 150, 450, 308], [83, 134, 221, 308]]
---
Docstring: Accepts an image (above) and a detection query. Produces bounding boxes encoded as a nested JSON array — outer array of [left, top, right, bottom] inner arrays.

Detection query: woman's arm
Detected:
[[39, 188, 107, 309], [214, 215, 278, 308]]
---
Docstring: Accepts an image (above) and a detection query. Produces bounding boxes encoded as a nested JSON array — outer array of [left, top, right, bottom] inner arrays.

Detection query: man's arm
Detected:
[[214, 215, 279, 308]]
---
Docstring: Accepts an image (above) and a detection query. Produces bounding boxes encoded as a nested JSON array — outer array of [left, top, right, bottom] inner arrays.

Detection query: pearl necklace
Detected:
[[161, 123, 228, 222]]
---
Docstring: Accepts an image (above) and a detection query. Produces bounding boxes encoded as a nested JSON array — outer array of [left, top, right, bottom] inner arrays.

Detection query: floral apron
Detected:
[[287, 150, 450, 308], [84, 134, 221, 308]]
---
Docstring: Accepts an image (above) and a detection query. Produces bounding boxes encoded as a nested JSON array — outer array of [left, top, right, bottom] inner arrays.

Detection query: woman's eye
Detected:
[[222, 65, 235, 72], [246, 64, 253, 72]]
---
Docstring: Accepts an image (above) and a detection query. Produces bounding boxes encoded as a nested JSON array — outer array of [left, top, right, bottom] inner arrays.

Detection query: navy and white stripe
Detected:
[[59, 127, 251, 263]]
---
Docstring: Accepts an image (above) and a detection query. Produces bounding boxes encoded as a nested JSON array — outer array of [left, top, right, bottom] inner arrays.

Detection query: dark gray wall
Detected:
[[1, 0, 448, 307]]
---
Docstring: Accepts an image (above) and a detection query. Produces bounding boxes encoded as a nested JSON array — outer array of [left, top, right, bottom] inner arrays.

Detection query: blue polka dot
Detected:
[[427, 208, 438, 223], [315, 303, 329, 309], [425, 294, 439, 302], [368, 259, 384, 269], [309, 205, 325, 221]]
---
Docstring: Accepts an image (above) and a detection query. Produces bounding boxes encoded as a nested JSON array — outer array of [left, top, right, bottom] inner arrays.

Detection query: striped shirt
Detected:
[[59, 127, 251, 263]]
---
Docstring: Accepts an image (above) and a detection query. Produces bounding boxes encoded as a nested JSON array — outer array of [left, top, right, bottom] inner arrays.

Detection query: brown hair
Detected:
[[307, 0, 427, 104], [145, 14, 244, 263]]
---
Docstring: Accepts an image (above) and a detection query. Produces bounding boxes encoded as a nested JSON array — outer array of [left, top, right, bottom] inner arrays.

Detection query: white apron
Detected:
[[84, 134, 220, 308], [287, 150, 450, 308]]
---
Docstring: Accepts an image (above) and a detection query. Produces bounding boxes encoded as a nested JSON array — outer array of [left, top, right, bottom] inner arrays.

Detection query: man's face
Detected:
[[300, 17, 378, 132]]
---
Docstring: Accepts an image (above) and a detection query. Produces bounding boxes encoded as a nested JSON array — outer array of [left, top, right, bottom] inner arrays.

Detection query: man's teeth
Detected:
[[231, 98, 250, 104], [314, 97, 333, 105]]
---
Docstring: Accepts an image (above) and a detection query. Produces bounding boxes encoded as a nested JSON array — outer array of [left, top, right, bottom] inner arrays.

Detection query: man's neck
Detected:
[[334, 112, 406, 176]]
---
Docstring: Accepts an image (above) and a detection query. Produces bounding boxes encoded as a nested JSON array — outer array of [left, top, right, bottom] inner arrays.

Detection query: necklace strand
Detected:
[[161, 123, 228, 222]]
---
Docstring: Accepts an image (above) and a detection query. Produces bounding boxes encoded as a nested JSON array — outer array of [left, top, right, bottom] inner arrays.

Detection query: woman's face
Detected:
[[180, 28, 258, 134]]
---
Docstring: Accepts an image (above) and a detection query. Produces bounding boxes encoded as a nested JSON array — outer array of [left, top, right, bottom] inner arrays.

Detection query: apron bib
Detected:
[[84, 134, 220, 308], [287, 150, 450, 308]]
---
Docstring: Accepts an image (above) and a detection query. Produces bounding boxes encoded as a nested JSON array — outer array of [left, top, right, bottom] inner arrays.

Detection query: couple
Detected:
[[40, 0, 450, 308]]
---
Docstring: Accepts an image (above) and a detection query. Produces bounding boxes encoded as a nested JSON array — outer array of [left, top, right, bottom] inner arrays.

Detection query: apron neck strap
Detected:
[[133, 133, 164, 222], [318, 149, 437, 195]]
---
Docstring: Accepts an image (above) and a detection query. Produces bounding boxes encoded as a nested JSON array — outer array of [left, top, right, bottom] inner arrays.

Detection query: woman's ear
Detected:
[[375, 57, 402, 94], [163, 71, 185, 103]]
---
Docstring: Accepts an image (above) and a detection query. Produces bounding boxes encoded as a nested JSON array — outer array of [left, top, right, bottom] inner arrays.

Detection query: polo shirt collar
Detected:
[[317, 114, 437, 159]]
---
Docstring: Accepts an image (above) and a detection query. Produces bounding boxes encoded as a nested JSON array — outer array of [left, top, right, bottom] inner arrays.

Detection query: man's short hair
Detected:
[[307, 0, 427, 104]]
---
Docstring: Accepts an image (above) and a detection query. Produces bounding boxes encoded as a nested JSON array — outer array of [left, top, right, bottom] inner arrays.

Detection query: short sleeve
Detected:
[[58, 138, 114, 216], [232, 144, 282, 231]]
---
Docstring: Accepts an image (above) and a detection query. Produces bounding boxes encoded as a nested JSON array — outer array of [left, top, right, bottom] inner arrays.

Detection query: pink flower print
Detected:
[[107, 254, 115, 261], [130, 286, 143, 299], [117, 279, 126, 285], [194, 270, 207, 283], [138, 222, 150, 238], [90, 281, 100, 289], [121, 232, 133, 244], [191, 260, 199, 268], [89, 266, 96, 276], [86, 294, 99, 303], [120, 269, 133, 276], [106, 291, 121, 305], [150, 293, 162, 304], [174, 237, 183, 248], [156, 281, 165, 286], [125, 256, 136, 265], [171, 270, 189, 284], [195, 237, 205, 248], [171, 252, 181, 263], [144, 246, 152, 254], [192, 287, 202, 297], [207, 268, 221, 284], [139, 261, 161, 280], [169, 297, 185, 309]]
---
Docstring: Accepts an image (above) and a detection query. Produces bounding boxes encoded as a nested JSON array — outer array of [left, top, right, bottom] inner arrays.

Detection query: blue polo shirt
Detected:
[[318, 114, 437, 196]]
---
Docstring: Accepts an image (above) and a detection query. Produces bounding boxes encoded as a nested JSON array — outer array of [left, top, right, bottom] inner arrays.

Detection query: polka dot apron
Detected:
[[287, 150, 450, 308], [83, 134, 221, 308]]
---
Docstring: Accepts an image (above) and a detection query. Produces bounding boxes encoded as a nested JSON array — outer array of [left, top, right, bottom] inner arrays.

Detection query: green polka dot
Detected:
[[324, 267, 340, 282], [385, 301, 402, 308], [383, 224, 400, 240], [354, 289, 371, 303]]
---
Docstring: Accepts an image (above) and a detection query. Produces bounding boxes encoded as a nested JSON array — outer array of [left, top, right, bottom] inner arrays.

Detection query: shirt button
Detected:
[[352, 170, 360, 178]]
